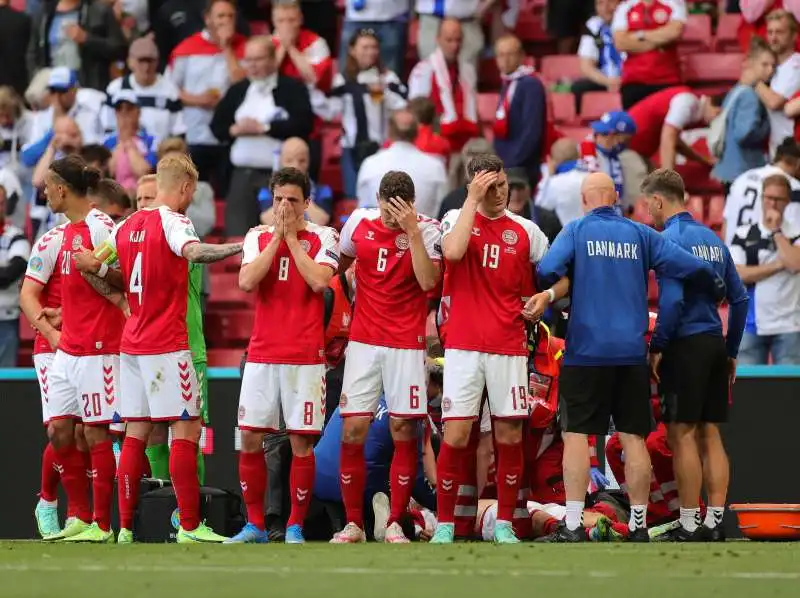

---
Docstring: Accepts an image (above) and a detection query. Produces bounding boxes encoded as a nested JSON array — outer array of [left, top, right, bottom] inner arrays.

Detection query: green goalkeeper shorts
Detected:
[[195, 360, 209, 424]]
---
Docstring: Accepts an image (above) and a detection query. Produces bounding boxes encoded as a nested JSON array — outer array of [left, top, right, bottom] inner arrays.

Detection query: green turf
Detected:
[[1, 541, 799, 598]]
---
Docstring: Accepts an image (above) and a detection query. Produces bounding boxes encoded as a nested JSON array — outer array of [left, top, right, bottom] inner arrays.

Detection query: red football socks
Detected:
[[90, 439, 116, 532], [40, 443, 60, 503], [170, 439, 200, 531], [117, 436, 146, 530], [340, 442, 366, 527], [287, 453, 315, 528], [239, 451, 267, 529], [436, 442, 465, 525], [496, 442, 524, 522], [389, 439, 417, 525], [54, 443, 91, 522]]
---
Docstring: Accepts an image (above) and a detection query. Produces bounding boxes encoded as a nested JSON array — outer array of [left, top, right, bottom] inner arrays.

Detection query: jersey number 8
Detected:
[[278, 256, 290, 281]]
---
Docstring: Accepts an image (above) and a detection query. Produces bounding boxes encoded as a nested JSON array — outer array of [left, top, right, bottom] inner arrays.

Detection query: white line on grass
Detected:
[[0, 564, 798, 580]]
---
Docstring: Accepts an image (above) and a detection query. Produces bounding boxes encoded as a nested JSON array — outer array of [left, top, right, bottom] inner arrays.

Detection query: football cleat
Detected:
[[384, 521, 410, 544], [35, 500, 61, 539], [44, 517, 90, 541], [178, 521, 228, 543], [627, 527, 651, 543], [648, 519, 681, 541], [372, 492, 390, 543], [429, 523, 455, 544], [61, 522, 114, 543], [285, 524, 305, 544], [697, 525, 726, 542], [117, 528, 134, 544], [329, 522, 367, 544], [493, 521, 521, 544], [222, 523, 267, 544], [535, 521, 585, 543]]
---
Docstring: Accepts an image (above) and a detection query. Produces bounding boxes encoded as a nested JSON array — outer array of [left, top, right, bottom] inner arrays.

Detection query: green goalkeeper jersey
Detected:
[[187, 262, 206, 363]]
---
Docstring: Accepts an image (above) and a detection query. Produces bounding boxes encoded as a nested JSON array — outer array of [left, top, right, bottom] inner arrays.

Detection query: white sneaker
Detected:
[[329, 522, 366, 544], [372, 492, 390, 542], [384, 521, 410, 544]]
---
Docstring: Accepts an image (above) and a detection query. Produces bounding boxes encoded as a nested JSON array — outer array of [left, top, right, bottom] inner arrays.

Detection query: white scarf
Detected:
[[428, 48, 477, 125], [496, 65, 536, 121]]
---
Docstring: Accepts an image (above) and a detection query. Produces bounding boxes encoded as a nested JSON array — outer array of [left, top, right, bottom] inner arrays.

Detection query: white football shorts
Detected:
[[120, 350, 200, 421], [47, 351, 121, 425]]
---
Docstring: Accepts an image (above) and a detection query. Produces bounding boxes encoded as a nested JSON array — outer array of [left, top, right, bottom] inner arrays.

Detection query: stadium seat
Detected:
[[206, 348, 245, 367], [558, 126, 591, 142], [579, 91, 622, 123], [19, 319, 35, 344], [683, 53, 743, 84], [478, 58, 502, 91], [248, 21, 269, 35], [205, 310, 254, 346], [209, 253, 241, 273], [715, 13, 741, 53], [515, 12, 550, 43], [209, 272, 254, 307], [679, 14, 712, 54], [631, 198, 654, 226], [707, 194, 725, 229], [478, 93, 499, 123], [687, 195, 705, 223], [333, 198, 358, 229], [550, 93, 577, 125], [213, 201, 225, 234], [539, 56, 582, 84]]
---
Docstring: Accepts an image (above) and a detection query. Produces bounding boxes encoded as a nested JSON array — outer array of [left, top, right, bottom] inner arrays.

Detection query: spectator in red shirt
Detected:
[[612, 0, 686, 110], [272, 0, 334, 91], [407, 97, 451, 164], [408, 18, 479, 158]]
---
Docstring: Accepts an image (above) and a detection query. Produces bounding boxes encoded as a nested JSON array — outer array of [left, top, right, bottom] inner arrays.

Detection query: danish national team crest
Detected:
[[339, 393, 348, 408], [299, 239, 311, 253], [502, 229, 518, 245], [442, 397, 452, 412], [653, 8, 668, 23], [395, 234, 409, 250], [238, 405, 246, 420], [72, 234, 83, 250]]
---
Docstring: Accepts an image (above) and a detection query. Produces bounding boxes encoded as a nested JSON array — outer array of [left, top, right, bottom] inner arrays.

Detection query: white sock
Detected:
[[680, 507, 700, 532], [38, 498, 57, 508], [704, 506, 725, 529], [565, 501, 584, 531], [629, 505, 647, 531]]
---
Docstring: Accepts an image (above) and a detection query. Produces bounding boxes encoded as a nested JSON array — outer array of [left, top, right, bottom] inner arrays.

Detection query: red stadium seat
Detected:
[[332, 198, 358, 229], [478, 92, 499, 123], [715, 14, 742, 54], [683, 53, 743, 84], [206, 348, 245, 367], [248, 21, 269, 36], [515, 12, 550, 43], [679, 14, 712, 54], [19, 319, 35, 344], [539, 56, 582, 84], [631, 198, 654, 226], [209, 272, 254, 307], [687, 195, 705, 223], [558, 126, 591, 142], [707, 194, 725, 229], [213, 201, 225, 234], [205, 310, 254, 346], [550, 93, 577, 125], [580, 91, 622, 123]]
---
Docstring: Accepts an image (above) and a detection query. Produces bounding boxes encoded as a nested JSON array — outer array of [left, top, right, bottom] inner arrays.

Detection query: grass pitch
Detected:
[[1, 541, 799, 598]]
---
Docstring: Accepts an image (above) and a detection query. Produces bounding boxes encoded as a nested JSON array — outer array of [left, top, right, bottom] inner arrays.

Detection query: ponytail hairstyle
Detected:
[[49, 155, 102, 197]]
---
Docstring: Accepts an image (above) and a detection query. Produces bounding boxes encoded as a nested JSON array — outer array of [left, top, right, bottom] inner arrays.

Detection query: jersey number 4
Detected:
[[130, 252, 143, 304]]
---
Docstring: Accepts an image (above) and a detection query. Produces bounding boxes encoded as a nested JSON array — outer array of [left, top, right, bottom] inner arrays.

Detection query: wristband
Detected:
[[545, 288, 555, 304], [97, 262, 109, 279]]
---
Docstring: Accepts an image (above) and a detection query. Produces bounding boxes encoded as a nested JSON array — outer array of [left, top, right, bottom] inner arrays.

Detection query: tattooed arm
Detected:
[[182, 241, 243, 263], [82, 272, 131, 317]]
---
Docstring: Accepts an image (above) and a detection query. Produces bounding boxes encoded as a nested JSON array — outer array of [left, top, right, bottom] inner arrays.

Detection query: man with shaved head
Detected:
[[529, 172, 726, 542], [535, 138, 587, 226]]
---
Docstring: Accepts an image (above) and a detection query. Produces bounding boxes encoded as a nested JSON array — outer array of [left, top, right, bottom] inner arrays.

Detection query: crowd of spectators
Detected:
[[1, 0, 800, 367]]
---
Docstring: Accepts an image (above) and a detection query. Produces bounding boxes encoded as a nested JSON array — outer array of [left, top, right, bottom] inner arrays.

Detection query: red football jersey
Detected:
[[340, 209, 442, 350], [58, 209, 125, 356], [440, 209, 548, 356], [24, 224, 67, 355], [628, 86, 700, 158], [612, 0, 685, 86], [243, 223, 340, 365], [111, 207, 200, 355]]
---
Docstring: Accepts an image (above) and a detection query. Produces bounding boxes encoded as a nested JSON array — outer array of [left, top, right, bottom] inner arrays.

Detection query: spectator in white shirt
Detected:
[[535, 138, 588, 226], [357, 108, 447, 217], [317, 28, 407, 199], [0, 183, 30, 366], [729, 173, 800, 364], [0, 86, 34, 225], [105, 36, 186, 144], [754, 9, 800, 156], [415, 0, 488, 71], [339, 0, 411, 76], [572, 0, 624, 113]]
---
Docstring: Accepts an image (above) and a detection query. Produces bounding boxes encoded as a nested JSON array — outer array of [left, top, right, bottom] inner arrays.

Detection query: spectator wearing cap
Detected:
[[0, 0, 32, 96], [316, 28, 407, 199], [627, 86, 721, 171], [611, 0, 686, 110], [105, 36, 186, 145], [166, 0, 246, 187], [436, 137, 494, 219], [535, 138, 588, 227], [572, 0, 624, 114], [712, 38, 775, 188], [492, 34, 546, 186], [409, 19, 480, 157], [729, 173, 800, 364], [21, 67, 105, 171], [0, 183, 30, 366], [357, 108, 447, 217], [103, 90, 158, 194], [210, 35, 314, 236], [415, 0, 486, 71], [339, 0, 410, 76], [27, 0, 127, 92], [258, 137, 333, 227], [580, 110, 637, 202]]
